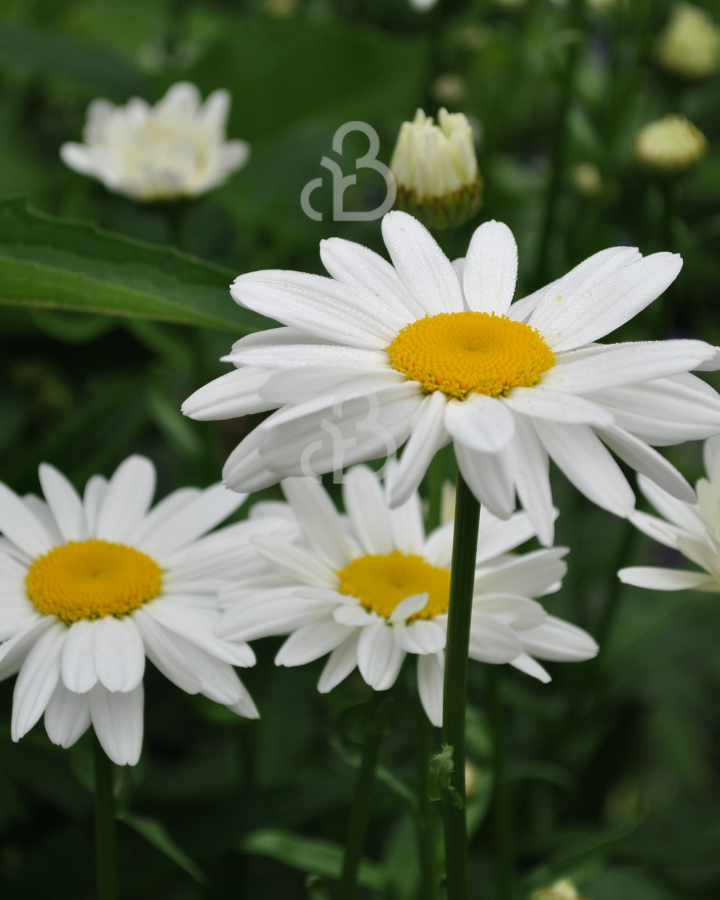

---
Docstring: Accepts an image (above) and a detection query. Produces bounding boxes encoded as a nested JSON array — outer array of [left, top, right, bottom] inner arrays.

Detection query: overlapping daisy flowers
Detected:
[[3, 210, 720, 764]]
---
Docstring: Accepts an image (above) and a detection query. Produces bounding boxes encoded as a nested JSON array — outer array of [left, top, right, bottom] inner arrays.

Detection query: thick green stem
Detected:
[[441, 474, 481, 900], [93, 736, 118, 900], [426, 448, 446, 534], [415, 699, 439, 900], [534, 0, 585, 288], [487, 667, 514, 900], [337, 699, 387, 900]]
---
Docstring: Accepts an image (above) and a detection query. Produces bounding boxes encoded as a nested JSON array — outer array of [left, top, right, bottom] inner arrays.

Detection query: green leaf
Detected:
[[242, 829, 386, 890], [118, 811, 207, 884], [0, 197, 272, 334], [428, 744, 463, 809]]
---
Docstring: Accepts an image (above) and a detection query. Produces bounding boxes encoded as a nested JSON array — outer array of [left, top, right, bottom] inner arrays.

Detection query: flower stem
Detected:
[[441, 473, 481, 900], [93, 735, 118, 900], [426, 447, 447, 534], [337, 696, 388, 900], [486, 666, 515, 900], [415, 698, 439, 900]]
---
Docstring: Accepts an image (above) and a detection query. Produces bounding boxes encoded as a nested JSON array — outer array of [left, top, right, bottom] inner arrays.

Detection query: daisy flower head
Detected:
[[619, 435, 720, 594], [183, 211, 720, 546], [216, 464, 598, 726], [0, 456, 262, 766], [60, 82, 250, 201]]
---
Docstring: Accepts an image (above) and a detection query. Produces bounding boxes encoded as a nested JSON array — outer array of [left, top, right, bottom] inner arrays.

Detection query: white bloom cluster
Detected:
[[61, 82, 249, 201]]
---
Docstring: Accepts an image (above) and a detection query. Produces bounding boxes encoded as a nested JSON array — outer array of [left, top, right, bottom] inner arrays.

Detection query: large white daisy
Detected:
[[0, 455, 267, 766], [183, 212, 720, 546], [216, 464, 598, 726], [619, 436, 720, 594]]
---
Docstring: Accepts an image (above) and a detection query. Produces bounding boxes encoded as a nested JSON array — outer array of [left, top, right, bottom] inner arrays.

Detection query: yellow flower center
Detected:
[[25, 539, 163, 625], [386, 311, 555, 400], [338, 551, 450, 620]]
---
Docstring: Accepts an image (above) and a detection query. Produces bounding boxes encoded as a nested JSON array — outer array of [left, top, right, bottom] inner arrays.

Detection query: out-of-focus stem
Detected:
[[487, 667, 514, 900], [94, 735, 118, 900]]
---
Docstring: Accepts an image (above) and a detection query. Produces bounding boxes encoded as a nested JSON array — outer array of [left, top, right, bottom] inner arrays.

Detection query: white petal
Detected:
[[393, 620, 446, 654], [131, 487, 200, 546], [388, 593, 429, 623], [11, 621, 65, 740], [504, 416, 554, 547], [388, 391, 449, 508], [182, 367, 278, 421], [320, 236, 425, 321], [417, 653, 444, 726], [543, 341, 716, 393], [229, 342, 390, 373], [83, 475, 107, 535], [0, 617, 55, 681], [474, 548, 568, 598], [89, 682, 144, 766], [92, 615, 145, 693], [384, 459, 426, 554], [219, 593, 337, 641], [318, 631, 361, 693], [61, 619, 99, 693], [252, 535, 338, 588], [0, 482, 55, 557], [474, 594, 547, 630], [518, 616, 598, 661], [146, 599, 255, 667], [704, 434, 720, 478], [231, 271, 395, 349], [381, 211, 464, 315], [454, 441, 516, 519], [95, 456, 156, 542], [260, 367, 397, 406], [509, 653, 551, 683], [44, 681, 91, 748], [334, 605, 377, 626], [627, 510, 684, 550], [140, 483, 245, 560], [227, 679, 260, 719], [467, 613, 523, 663], [282, 477, 354, 568], [463, 220, 518, 315], [39, 464, 86, 542], [343, 465, 394, 554], [597, 425, 695, 503], [357, 621, 406, 690], [444, 395, 516, 453], [505, 387, 613, 426], [618, 566, 717, 591], [637, 474, 705, 534], [534, 420, 635, 517], [132, 608, 202, 694], [423, 522, 454, 569], [529, 251, 682, 351], [275, 620, 352, 666]]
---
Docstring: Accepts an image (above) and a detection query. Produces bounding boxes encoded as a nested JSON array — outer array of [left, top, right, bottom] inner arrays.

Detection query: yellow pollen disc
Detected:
[[338, 552, 450, 620], [386, 311, 555, 400], [25, 539, 163, 625]]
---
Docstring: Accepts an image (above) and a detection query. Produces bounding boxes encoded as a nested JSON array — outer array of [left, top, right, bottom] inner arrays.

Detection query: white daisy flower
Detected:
[[619, 435, 720, 594], [216, 464, 598, 726], [0, 455, 264, 766], [60, 82, 250, 201], [183, 212, 720, 546]]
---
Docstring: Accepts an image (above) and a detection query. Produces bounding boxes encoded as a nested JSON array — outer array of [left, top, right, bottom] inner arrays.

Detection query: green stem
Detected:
[[337, 698, 387, 900], [534, 0, 585, 288], [441, 474, 481, 900], [93, 736, 118, 900], [486, 667, 514, 900], [415, 699, 439, 900], [426, 448, 447, 533]]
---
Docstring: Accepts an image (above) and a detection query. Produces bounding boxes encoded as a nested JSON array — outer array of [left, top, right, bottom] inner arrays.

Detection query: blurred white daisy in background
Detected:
[[216, 464, 597, 726], [619, 435, 720, 594], [184, 211, 720, 546], [0, 455, 265, 766], [61, 82, 250, 201]]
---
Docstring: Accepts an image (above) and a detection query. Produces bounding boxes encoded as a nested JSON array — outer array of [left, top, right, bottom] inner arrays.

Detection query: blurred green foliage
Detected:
[[2, 0, 720, 898]]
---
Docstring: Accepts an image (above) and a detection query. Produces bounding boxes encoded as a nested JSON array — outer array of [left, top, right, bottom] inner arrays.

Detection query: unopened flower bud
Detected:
[[390, 108, 481, 230], [571, 162, 602, 196], [634, 115, 707, 172], [656, 4, 720, 79], [530, 879, 587, 900]]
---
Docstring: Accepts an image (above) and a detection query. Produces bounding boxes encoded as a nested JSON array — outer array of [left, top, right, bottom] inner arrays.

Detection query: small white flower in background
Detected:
[[0, 455, 264, 766], [409, 0, 439, 11], [656, 4, 720, 80], [60, 82, 250, 202], [619, 436, 720, 594], [216, 464, 597, 726], [390, 108, 481, 229], [635, 115, 707, 172], [183, 211, 720, 547], [530, 880, 587, 900]]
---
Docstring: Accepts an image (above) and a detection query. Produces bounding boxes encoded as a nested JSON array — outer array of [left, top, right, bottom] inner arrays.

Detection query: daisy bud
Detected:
[[656, 4, 720, 80], [634, 115, 707, 172], [390, 108, 482, 231], [61, 82, 250, 202], [571, 162, 602, 196], [530, 880, 587, 900]]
